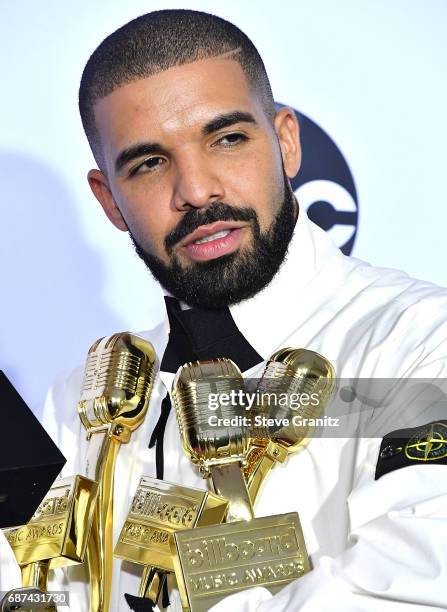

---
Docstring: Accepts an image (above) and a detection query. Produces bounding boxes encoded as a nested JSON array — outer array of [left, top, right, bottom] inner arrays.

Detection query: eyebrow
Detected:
[[202, 111, 257, 135], [114, 111, 258, 174], [115, 142, 164, 174]]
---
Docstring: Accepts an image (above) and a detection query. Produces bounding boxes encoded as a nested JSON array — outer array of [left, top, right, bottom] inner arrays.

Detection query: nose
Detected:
[[172, 152, 225, 211]]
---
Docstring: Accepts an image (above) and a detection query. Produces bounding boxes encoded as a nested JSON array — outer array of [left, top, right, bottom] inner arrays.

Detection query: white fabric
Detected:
[[2, 211, 447, 611]]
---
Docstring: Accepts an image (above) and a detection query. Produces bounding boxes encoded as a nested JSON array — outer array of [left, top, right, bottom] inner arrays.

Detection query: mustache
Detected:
[[164, 202, 258, 253]]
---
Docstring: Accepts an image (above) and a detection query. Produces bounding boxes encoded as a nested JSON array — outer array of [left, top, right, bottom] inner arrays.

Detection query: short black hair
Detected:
[[79, 9, 276, 168]]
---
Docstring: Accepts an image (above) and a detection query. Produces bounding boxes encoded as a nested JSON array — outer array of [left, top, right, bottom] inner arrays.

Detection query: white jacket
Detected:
[[1, 211, 447, 611]]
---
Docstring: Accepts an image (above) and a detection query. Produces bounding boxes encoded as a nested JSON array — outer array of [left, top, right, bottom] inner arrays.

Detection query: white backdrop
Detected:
[[1, 0, 447, 417]]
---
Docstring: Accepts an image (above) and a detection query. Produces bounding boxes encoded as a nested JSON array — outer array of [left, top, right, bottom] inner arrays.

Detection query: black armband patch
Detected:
[[375, 420, 447, 480]]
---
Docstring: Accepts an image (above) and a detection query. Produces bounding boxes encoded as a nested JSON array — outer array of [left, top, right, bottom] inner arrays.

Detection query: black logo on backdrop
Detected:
[[277, 104, 359, 255]]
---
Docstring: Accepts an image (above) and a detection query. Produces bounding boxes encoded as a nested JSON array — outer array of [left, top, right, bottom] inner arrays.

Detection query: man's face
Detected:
[[89, 56, 301, 307]]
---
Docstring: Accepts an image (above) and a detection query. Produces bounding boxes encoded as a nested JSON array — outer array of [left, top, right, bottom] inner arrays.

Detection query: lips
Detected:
[[179, 221, 248, 262], [180, 221, 246, 246]]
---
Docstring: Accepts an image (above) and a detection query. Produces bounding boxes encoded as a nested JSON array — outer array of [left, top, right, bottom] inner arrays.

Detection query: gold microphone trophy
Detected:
[[77, 333, 156, 612], [169, 354, 335, 612], [2, 332, 156, 612], [173, 359, 254, 523], [2, 333, 155, 612], [245, 348, 336, 500]]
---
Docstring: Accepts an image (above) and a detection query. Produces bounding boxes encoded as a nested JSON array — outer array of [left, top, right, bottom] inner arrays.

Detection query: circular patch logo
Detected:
[[405, 422, 447, 461], [277, 104, 359, 255]]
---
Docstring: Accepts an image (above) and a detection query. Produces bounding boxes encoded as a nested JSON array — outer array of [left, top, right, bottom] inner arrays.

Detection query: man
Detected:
[[1, 9, 447, 611]]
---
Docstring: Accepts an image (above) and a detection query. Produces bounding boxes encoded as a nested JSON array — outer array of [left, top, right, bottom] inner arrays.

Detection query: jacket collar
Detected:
[[229, 210, 346, 360]]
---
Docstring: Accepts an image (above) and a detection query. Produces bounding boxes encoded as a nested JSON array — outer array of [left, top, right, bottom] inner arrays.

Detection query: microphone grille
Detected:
[[172, 359, 250, 468], [78, 333, 156, 429], [256, 348, 336, 449], [82, 348, 142, 396]]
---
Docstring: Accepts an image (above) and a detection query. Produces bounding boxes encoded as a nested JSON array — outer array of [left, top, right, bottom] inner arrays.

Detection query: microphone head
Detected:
[[172, 359, 250, 475], [78, 333, 156, 432], [257, 348, 336, 453]]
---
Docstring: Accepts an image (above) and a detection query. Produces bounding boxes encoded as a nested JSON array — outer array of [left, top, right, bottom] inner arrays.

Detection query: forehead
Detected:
[[93, 57, 264, 158]]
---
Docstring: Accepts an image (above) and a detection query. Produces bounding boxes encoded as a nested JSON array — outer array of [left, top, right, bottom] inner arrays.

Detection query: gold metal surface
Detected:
[[139, 566, 167, 601], [20, 561, 48, 592], [245, 441, 288, 504], [172, 359, 250, 471], [78, 333, 156, 612], [3, 474, 98, 591], [209, 464, 253, 522], [246, 348, 336, 501], [172, 359, 254, 522], [115, 477, 228, 571], [78, 333, 156, 433], [172, 513, 310, 612], [115, 477, 228, 606]]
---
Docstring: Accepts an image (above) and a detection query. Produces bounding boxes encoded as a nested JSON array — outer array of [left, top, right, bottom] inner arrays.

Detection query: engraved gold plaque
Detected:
[[114, 477, 228, 572], [172, 513, 310, 612], [3, 475, 97, 569]]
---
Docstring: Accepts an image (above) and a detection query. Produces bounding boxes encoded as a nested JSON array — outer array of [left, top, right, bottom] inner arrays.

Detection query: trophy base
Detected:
[[3, 475, 97, 568], [114, 477, 228, 572], [172, 512, 311, 612]]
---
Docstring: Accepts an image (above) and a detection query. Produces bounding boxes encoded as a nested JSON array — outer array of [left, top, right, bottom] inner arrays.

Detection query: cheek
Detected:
[[242, 152, 284, 230], [135, 213, 173, 256], [115, 191, 174, 257]]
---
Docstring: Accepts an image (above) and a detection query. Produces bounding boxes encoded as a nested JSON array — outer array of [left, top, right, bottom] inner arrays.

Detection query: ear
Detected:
[[87, 169, 129, 231], [273, 107, 301, 179]]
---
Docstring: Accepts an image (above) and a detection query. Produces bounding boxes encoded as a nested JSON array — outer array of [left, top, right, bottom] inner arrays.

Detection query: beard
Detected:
[[129, 175, 297, 309]]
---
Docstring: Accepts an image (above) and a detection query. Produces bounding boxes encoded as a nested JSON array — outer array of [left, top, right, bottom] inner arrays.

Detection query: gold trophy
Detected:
[[245, 348, 336, 501], [77, 332, 156, 612], [2, 475, 98, 610], [173, 359, 254, 523], [170, 358, 315, 612], [114, 476, 228, 604], [2, 332, 156, 612]]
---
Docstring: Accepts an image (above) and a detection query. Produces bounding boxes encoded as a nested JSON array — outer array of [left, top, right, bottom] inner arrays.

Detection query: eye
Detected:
[[129, 156, 166, 177], [213, 132, 248, 148]]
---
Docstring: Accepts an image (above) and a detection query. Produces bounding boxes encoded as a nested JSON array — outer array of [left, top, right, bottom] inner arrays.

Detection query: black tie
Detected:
[[160, 296, 262, 373]]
